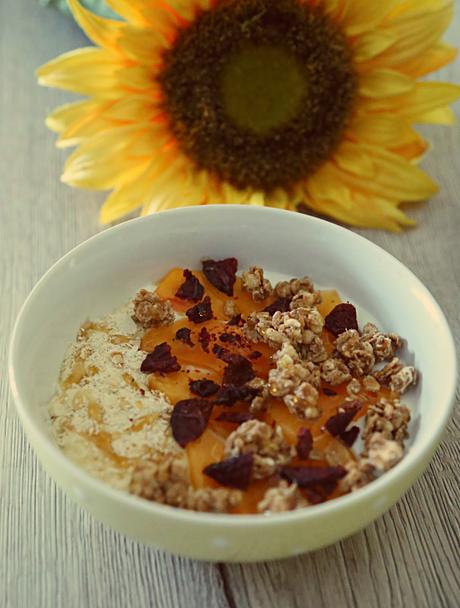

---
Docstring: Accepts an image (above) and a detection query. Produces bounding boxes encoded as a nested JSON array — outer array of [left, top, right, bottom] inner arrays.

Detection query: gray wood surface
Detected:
[[1, 1, 459, 607]]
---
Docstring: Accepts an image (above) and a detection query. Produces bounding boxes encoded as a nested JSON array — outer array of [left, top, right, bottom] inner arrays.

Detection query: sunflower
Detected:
[[37, 0, 460, 230]]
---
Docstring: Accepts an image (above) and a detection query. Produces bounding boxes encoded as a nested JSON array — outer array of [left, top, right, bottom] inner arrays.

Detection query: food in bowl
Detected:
[[48, 257, 417, 515]]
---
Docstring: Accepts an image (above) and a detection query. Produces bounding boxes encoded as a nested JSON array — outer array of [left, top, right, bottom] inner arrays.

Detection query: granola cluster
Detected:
[[340, 397, 411, 491], [257, 481, 308, 513], [224, 420, 294, 479], [130, 453, 241, 513], [268, 343, 321, 418], [241, 266, 273, 301], [132, 289, 175, 328]]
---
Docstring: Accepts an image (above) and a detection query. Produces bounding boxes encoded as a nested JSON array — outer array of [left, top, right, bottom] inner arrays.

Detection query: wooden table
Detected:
[[1, 2, 459, 606]]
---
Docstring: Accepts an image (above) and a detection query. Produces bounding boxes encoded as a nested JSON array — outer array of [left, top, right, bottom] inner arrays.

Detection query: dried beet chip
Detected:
[[227, 314, 243, 327], [212, 343, 229, 360], [324, 303, 359, 336], [296, 428, 313, 460], [340, 426, 360, 447], [280, 465, 346, 488], [215, 412, 255, 424], [175, 327, 194, 346], [219, 332, 239, 344], [202, 257, 238, 296], [263, 297, 291, 315], [189, 379, 220, 398], [203, 453, 253, 489], [322, 387, 338, 397], [171, 399, 213, 447], [325, 402, 360, 437], [175, 269, 205, 302], [186, 296, 213, 324], [249, 350, 262, 360], [214, 384, 257, 406], [222, 354, 255, 386], [140, 342, 181, 374], [198, 326, 211, 352]]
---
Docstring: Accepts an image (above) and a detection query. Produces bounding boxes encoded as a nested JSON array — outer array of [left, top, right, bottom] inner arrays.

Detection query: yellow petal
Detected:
[[325, 145, 438, 201], [347, 113, 416, 146], [117, 26, 167, 64], [301, 181, 412, 231], [400, 83, 460, 121], [45, 100, 103, 133], [99, 160, 160, 223], [61, 125, 157, 189], [115, 64, 158, 92], [397, 44, 457, 78], [105, 0, 152, 26], [390, 136, 430, 162], [53, 100, 118, 148], [335, 141, 377, 177], [359, 69, 414, 98], [352, 31, 397, 62], [131, 3, 183, 34], [221, 184, 254, 204], [36, 47, 125, 96], [104, 95, 160, 122], [341, 0, 400, 35], [370, 2, 453, 68], [68, 0, 125, 54], [412, 106, 456, 125]]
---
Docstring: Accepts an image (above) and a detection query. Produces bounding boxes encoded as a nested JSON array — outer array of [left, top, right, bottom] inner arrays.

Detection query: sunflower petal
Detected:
[[347, 113, 415, 146], [341, 0, 400, 35], [105, 0, 152, 25], [359, 69, 414, 97], [397, 43, 457, 78], [324, 145, 438, 201], [68, 0, 125, 54], [115, 64, 158, 92], [61, 125, 158, 189], [401, 83, 460, 121], [53, 100, 118, 148], [412, 106, 456, 125], [117, 26, 166, 64], [99, 160, 161, 223], [352, 31, 397, 62], [45, 100, 103, 133], [301, 184, 412, 231], [104, 95, 160, 122], [371, 2, 454, 68], [36, 48, 125, 96]]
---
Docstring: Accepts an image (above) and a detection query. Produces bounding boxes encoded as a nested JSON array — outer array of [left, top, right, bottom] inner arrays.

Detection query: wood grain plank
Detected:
[[0, 1, 459, 607]]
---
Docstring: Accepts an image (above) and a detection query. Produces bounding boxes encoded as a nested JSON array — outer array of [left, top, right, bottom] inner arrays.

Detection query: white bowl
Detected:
[[9, 206, 456, 562]]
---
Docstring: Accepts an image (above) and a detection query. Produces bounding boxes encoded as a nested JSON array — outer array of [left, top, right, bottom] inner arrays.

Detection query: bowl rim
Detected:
[[8, 205, 458, 527]]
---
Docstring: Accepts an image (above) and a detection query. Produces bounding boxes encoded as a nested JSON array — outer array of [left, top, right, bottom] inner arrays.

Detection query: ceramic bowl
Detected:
[[9, 206, 457, 562]]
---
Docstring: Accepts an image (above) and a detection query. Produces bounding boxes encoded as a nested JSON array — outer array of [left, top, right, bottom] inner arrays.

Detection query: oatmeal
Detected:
[[48, 258, 417, 514]]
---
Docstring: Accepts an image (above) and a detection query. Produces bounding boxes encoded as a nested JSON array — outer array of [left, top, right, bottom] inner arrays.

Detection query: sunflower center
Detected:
[[221, 45, 306, 134], [159, 0, 357, 193]]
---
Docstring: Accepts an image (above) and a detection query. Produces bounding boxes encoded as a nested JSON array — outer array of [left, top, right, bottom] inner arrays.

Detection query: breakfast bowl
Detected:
[[8, 206, 456, 562]]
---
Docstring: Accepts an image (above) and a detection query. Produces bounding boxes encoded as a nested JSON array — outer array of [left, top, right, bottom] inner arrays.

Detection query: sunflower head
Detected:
[[37, 0, 460, 230]]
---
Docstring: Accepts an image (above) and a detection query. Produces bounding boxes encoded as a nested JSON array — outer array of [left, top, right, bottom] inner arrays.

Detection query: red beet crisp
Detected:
[[171, 399, 213, 447], [202, 258, 238, 296], [140, 342, 180, 374], [280, 465, 346, 488], [203, 454, 253, 490], [296, 428, 313, 460], [324, 303, 359, 335], [325, 402, 360, 437], [175, 327, 194, 346], [175, 269, 205, 302], [186, 296, 213, 323], [189, 379, 220, 398]]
